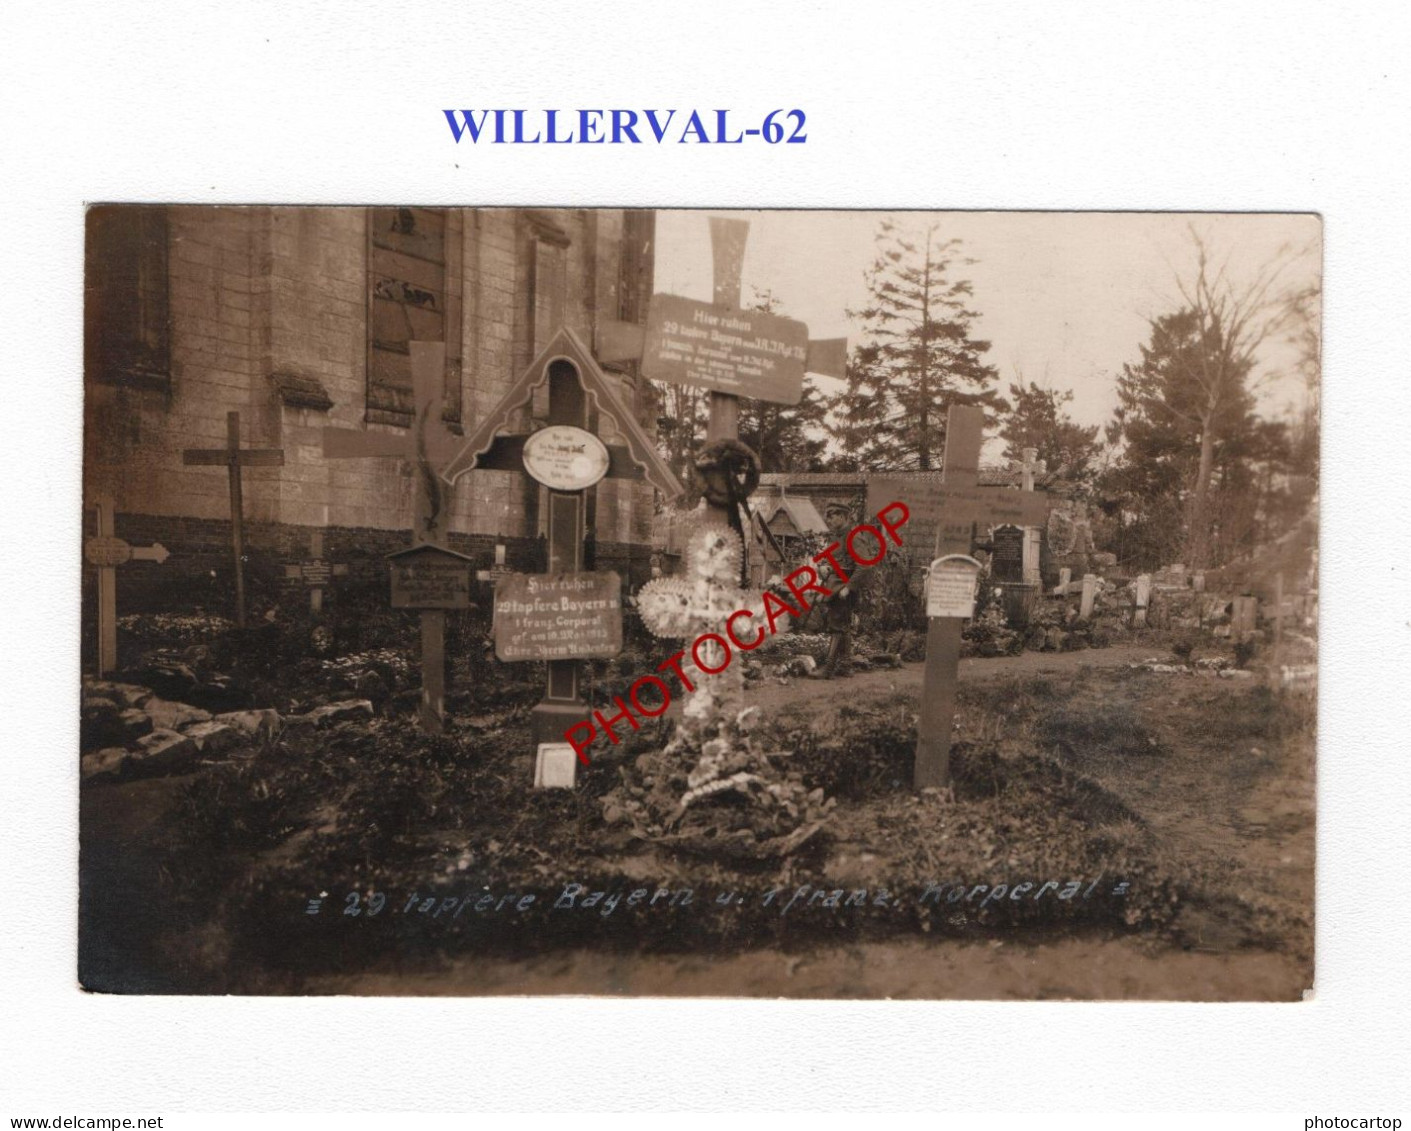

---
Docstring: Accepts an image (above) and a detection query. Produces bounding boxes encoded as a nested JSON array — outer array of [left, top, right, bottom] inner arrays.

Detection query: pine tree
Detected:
[[736, 289, 831, 472], [833, 218, 1004, 471], [999, 380, 1103, 491], [1103, 307, 1260, 568]]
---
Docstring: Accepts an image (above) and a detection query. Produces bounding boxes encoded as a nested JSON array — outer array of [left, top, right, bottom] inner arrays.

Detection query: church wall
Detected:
[[84, 205, 658, 615]]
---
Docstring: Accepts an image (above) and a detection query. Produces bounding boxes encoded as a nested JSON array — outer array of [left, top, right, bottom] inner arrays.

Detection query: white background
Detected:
[[2, 0, 1409, 1114]]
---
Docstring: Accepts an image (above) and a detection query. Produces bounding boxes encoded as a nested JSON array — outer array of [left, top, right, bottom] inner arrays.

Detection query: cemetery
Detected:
[[79, 208, 1319, 999]]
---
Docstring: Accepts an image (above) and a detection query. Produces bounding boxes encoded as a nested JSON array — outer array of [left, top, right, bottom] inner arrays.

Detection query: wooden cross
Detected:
[[182, 410, 284, 628], [85, 494, 169, 675], [322, 341, 460, 733], [869, 405, 1053, 789], [323, 341, 461, 546], [283, 529, 348, 616]]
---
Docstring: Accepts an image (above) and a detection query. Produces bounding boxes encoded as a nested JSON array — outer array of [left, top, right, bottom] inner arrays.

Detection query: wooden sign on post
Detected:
[[387, 543, 474, 731], [388, 544, 474, 609], [642, 293, 810, 404], [493, 571, 623, 661], [321, 341, 462, 733], [85, 495, 170, 675], [182, 411, 284, 628], [867, 405, 1053, 789]]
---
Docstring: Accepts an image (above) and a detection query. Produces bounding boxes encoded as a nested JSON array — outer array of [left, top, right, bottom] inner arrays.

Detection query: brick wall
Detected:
[[83, 508, 655, 617]]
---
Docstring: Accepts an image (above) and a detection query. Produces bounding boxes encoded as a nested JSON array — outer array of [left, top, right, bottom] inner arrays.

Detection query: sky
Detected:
[[654, 210, 1322, 435]]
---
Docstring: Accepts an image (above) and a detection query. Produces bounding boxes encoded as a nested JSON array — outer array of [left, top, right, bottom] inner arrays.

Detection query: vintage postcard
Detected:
[[79, 206, 1319, 999]]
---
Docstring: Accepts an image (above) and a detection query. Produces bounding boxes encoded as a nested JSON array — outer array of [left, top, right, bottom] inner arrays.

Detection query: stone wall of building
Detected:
[[83, 206, 659, 614]]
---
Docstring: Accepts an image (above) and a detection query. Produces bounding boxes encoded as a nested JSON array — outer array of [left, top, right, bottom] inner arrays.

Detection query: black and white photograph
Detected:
[[79, 206, 1320, 999], [8, 0, 1410, 1118]]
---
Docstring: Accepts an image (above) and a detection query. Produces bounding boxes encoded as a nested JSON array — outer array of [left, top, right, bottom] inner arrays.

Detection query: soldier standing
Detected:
[[814, 500, 863, 678]]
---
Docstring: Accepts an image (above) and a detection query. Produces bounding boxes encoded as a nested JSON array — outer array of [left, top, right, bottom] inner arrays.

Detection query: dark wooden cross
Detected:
[[182, 411, 284, 628], [323, 341, 461, 546], [442, 325, 684, 752], [85, 494, 169, 675], [599, 216, 846, 568], [322, 341, 460, 733], [869, 405, 1053, 789]]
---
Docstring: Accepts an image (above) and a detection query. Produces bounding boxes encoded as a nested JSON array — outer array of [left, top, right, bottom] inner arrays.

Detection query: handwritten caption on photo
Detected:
[[304, 877, 1132, 922]]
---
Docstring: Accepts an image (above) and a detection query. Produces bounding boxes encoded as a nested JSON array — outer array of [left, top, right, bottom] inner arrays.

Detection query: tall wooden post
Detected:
[[530, 363, 592, 746], [705, 217, 749, 450], [92, 497, 120, 675], [323, 342, 461, 734], [226, 412, 247, 625]]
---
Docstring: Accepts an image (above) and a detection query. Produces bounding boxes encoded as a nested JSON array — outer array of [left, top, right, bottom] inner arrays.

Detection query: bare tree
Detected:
[[1166, 227, 1302, 569]]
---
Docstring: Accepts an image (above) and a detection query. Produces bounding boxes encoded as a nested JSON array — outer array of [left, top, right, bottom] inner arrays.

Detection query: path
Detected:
[[745, 642, 1160, 720]]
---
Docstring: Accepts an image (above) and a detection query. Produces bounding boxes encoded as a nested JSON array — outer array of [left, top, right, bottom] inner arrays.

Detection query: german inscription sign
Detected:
[[494, 571, 623, 662], [522, 425, 610, 491], [643, 293, 808, 405], [85, 535, 133, 568], [927, 555, 983, 619], [388, 545, 474, 609], [299, 560, 332, 588]]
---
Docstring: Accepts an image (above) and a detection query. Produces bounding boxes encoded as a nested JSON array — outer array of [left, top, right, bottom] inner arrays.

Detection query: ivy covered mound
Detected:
[[601, 698, 836, 860], [618, 514, 839, 860]]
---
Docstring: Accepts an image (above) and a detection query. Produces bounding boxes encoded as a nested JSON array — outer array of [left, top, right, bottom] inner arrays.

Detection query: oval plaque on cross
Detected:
[[522, 425, 610, 492]]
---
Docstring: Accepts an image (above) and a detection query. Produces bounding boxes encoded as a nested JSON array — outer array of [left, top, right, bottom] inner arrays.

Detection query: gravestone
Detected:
[[868, 405, 1053, 789], [441, 326, 683, 777], [990, 525, 1026, 584], [1057, 566, 1073, 596], [182, 411, 284, 627], [1013, 447, 1045, 582], [1232, 596, 1259, 643], [475, 543, 513, 588], [1079, 573, 1098, 620], [85, 495, 170, 675], [1134, 574, 1152, 627]]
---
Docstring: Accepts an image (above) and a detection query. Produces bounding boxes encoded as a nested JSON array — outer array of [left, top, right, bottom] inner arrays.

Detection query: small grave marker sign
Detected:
[[534, 742, 580, 790], [494, 571, 623, 662], [389, 544, 474, 610], [927, 555, 984, 620]]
